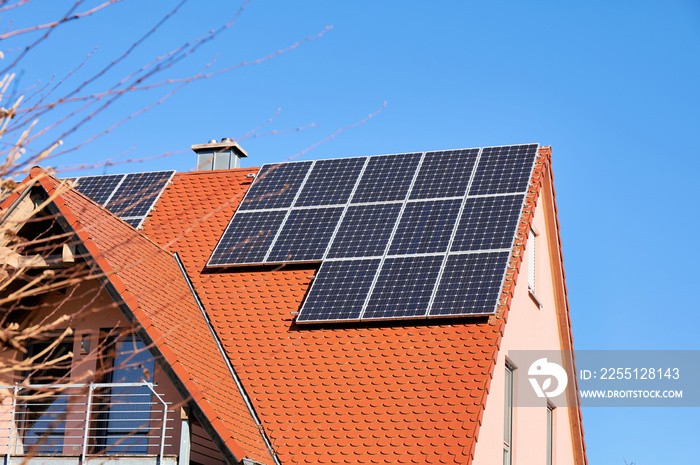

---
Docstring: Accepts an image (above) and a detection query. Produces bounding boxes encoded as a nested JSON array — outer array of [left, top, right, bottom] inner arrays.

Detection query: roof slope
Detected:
[[24, 168, 274, 465], [141, 166, 551, 464]]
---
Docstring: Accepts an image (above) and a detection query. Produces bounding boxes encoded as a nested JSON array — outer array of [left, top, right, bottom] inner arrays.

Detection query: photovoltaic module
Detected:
[[71, 171, 175, 228], [207, 144, 540, 323]]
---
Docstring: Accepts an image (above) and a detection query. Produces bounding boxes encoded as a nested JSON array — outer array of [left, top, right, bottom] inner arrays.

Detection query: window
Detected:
[[24, 338, 74, 384], [528, 227, 536, 292], [503, 363, 514, 465], [18, 332, 157, 456], [528, 227, 543, 308], [21, 337, 74, 454], [546, 404, 554, 465], [91, 334, 156, 454]]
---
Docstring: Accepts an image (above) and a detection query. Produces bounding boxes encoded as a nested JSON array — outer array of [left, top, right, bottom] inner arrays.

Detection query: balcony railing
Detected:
[[0, 382, 173, 463]]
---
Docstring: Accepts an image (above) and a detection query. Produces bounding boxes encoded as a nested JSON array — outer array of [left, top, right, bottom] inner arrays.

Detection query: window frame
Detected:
[[503, 361, 514, 465], [90, 333, 156, 455], [20, 335, 75, 454], [546, 403, 555, 465], [527, 226, 543, 308]]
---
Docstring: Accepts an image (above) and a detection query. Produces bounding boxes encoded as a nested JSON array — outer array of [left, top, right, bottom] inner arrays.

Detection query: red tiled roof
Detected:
[[141, 165, 550, 464], [7, 144, 585, 464], [24, 168, 274, 465]]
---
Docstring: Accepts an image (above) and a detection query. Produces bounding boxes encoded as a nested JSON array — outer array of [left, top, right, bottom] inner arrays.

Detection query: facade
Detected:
[[0, 142, 586, 464]]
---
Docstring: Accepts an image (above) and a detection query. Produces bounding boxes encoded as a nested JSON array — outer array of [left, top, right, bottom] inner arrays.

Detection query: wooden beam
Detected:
[[62, 244, 75, 263]]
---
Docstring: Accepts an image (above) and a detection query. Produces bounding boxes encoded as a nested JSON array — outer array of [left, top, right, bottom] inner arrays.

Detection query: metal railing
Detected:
[[0, 382, 172, 462]]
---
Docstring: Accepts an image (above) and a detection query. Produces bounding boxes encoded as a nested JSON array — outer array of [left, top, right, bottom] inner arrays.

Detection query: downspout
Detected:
[[174, 253, 281, 465]]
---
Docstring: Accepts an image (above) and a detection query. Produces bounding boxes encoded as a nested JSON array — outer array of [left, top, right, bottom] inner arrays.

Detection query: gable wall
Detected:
[[472, 168, 578, 465]]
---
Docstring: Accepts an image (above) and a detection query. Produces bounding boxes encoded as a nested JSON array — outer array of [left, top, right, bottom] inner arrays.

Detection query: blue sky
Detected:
[[3, 1, 699, 463]]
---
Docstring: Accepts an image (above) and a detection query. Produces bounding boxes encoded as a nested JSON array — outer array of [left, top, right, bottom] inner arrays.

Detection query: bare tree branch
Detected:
[[0, 0, 125, 40]]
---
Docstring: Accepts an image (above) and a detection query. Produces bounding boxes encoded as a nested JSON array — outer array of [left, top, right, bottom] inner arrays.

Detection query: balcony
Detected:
[[0, 382, 176, 465]]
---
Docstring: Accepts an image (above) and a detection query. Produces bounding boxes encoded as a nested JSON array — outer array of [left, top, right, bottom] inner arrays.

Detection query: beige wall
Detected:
[[472, 180, 579, 465]]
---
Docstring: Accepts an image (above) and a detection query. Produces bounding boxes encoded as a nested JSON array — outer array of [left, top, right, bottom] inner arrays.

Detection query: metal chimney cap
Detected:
[[191, 139, 248, 158], [221, 137, 233, 143]]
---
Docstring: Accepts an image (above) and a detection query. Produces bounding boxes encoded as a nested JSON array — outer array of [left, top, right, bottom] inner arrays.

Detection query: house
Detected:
[[0, 141, 587, 464]]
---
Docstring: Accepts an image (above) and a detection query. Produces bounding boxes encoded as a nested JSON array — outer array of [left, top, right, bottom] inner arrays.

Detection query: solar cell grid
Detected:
[[469, 144, 538, 196], [388, 199, 462, 255], [267, 207, 344, 263], [123, 218, 143, 228], [429, 251, 510, 316], [362, 256, 443, 320], [107, 171, 174, 217], [208, 210, 286, 266], [74, 174, 125, 206], [295, 157, 366, 207], [451, 195, 524, 252], [350, 153, 422, 203], [409, 149, 479, 200], [326, 203, 402, 259], [297, 259, 380, 323], [239, 161, 313, 211], [206, 143, 538, 323]]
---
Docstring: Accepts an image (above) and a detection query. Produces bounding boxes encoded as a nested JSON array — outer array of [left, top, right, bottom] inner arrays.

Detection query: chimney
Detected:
[[191, 138, 248, 170]]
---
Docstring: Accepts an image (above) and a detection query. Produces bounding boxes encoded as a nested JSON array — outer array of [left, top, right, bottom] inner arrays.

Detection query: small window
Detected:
[[528, 228, 536, 292], [503, 363, 514, 465], [527, 227, 543, 308]]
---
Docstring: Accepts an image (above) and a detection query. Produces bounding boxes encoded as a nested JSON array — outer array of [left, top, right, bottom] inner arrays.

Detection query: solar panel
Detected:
[[387, 199, 462, 255], [239, 161, 312, 211], [296, 259, 381, 323], [123, 218, 143, 228], [326, 203, 402, 259], [450, 195, 523, 252], [429, 252, 510, 316], [106, 171, 174, 218], [74, 174, 125, 205], [409, 149, 479, 200], [208, 143, 540, 324], [267, 207, 344, 263], [294, 157, 366, 207], [351, 153, 422, 203], [362, 256, 443, 320], [71, 171, 174, 228], [209, 210, 287, 266], [469, 144, 538, 195]]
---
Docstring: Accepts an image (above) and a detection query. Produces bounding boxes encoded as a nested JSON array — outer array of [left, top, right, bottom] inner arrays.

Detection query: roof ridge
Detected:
[[172, 167, 259, 177]]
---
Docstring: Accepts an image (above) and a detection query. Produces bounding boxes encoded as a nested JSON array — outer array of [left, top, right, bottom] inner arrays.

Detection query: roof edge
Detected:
[[541, 157, 588, 465], [479, 146, 587, 465], [467, 146, 551, 463]]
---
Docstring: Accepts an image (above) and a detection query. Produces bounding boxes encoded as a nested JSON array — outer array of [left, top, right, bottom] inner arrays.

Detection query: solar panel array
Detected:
[[207, 144, 540, 323], [72, 171, 175, 228]]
